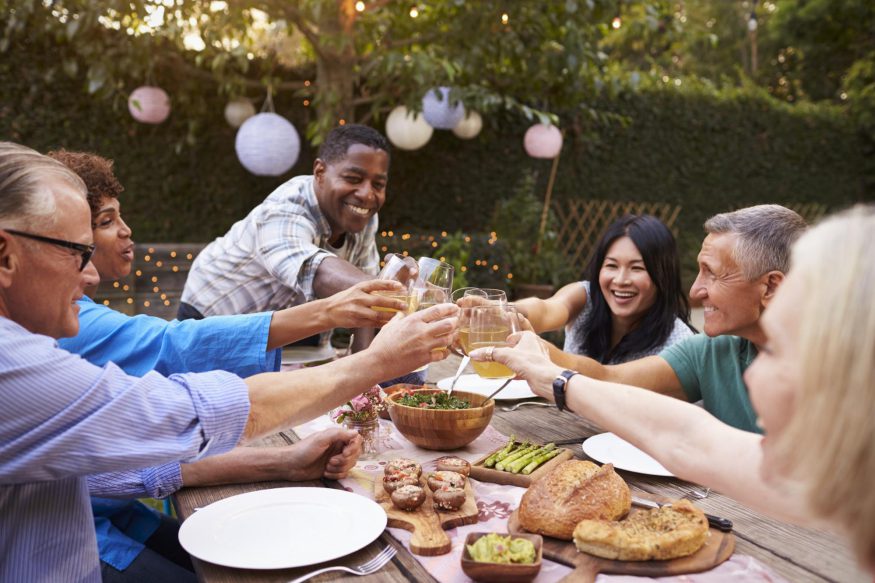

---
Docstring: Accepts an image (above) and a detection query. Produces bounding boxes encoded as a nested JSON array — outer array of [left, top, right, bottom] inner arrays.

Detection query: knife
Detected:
[[631, 496, 733, 532]]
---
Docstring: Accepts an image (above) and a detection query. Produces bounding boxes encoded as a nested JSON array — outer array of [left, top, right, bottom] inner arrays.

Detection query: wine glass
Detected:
[[371, 253, 418, 314], [468, 303, 520, 379], [414, 257, 454, 310]]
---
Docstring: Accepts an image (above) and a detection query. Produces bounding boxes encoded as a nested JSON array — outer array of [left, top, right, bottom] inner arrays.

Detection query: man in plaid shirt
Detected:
[[180, 124, 401, 351]]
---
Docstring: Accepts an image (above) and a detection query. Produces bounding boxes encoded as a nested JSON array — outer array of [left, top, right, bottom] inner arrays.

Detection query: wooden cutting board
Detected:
[[507, 494, 735, 582], [374, 473, 479, 556], [469, 443, 575, 487]]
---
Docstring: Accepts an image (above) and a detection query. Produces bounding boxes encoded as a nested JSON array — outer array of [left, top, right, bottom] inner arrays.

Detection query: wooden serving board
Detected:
[[469, 443, 575, 487], [507, 494, 735, 583], [374, 473, 479, 556]]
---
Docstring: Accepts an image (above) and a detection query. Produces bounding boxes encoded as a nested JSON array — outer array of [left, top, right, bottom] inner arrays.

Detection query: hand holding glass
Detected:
[[371, 254, 419, 314], [468, 304, 520, 379]]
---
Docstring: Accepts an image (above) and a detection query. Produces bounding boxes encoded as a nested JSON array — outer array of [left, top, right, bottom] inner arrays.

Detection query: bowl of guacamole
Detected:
[[461, 532, 542, 582]]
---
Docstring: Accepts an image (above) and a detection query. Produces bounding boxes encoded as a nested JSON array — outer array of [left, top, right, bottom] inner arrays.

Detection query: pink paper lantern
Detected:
[[524, 123, 563, 159], [128, 86, 171, 124]]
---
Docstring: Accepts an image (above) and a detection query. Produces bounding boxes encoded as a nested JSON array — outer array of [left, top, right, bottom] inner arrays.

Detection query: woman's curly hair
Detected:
[[46, 149, 123, 219]]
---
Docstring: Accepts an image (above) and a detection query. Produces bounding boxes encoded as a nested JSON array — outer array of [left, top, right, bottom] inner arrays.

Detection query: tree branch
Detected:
[[162, 52, 309, 92]]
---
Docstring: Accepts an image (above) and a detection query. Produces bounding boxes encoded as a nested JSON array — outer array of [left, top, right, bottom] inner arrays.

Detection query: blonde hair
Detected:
[[771, 204, 875, 568], [0, 142, 86, 231]]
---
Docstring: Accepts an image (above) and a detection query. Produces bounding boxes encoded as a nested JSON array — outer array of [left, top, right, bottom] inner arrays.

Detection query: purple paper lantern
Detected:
[[422, 87, 465, 130], [128, 86, 171, 124], [524, 123, 563, 159], [235, 112, 301, 176]]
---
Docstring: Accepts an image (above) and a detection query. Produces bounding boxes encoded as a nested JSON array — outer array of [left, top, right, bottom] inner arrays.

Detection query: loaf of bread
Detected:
[[518, 460, 630, 540], [572, 499, 709, 561]]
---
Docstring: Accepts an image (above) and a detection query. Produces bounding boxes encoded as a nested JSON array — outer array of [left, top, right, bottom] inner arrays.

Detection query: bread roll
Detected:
[[573, 499, 709, 560], [518, 460, 630, 540]]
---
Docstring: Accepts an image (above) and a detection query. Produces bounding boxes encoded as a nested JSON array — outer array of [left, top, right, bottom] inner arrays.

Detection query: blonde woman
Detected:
[[473, 205, 875, 571]]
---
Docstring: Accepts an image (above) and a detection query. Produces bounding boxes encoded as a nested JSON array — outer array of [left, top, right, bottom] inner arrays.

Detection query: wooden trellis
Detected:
[[552, 200, 683, 271]]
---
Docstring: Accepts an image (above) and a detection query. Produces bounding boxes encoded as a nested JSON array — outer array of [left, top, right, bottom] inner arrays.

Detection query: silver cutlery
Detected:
[[631, 496, 732, 532], [483, 378, 514, 402], [684, 486, 712, 500], [501, 401, 554, 412], [287, 545, 397, 583], [446, 356, 470, 395]]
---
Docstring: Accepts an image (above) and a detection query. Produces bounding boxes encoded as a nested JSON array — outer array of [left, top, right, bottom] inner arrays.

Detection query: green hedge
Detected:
[[2, 33, 872, 287]]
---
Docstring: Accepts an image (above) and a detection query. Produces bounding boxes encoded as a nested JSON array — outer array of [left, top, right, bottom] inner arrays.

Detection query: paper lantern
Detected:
[[524, 123, 563, 159], [128, 86, 171, 124], [452, 111, 483, 140], [224, 98, 256, 128], [385, 106, 433, 151], [235, 112, 300, 176], [422, 87, 465, 130]]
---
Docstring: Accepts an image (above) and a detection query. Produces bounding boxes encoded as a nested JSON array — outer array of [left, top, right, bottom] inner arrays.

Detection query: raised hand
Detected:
[[324, 279, 409, 328], [469, 331, 561, 399], [369, 303, 459, 376]]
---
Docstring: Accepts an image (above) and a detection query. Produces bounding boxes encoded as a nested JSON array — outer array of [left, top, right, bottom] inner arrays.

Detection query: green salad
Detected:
[[396, 391, 471, 410]]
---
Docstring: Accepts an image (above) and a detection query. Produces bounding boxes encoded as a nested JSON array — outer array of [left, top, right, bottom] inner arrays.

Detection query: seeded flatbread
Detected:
[[572, 499, 709, 561]]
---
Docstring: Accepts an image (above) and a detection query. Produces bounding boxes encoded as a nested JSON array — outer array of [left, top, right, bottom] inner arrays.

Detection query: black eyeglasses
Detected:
[[4, 229, 96, 271]]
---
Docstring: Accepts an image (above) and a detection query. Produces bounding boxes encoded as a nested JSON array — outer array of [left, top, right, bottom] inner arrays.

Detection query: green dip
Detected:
[[466, 533, 536, 564]]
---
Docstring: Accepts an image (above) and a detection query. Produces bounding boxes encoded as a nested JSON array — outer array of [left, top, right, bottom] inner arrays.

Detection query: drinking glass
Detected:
[[371, 253, 418, 314], [468, 304, 520, 379], [414, 257, 454, 310], [452, 288, 508, 356]]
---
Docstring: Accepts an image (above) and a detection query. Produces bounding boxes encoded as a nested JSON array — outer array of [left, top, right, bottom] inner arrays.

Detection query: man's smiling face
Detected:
[[313, 144, 389, 244]]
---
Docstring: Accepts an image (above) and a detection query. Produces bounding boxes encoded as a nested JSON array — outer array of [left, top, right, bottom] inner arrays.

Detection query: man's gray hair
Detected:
[[704, 204, 807, 279], [0, 142, 86, 231]]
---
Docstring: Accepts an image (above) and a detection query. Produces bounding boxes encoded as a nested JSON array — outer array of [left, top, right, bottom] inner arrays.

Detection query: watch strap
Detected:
[[552, 369, 578, 412]]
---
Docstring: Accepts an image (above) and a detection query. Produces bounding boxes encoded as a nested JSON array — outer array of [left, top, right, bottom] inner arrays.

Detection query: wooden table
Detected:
[[173, 356, 868, 582]]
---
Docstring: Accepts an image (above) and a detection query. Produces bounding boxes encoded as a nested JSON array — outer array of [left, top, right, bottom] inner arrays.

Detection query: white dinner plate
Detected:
[[436, 374, 536, 400], [281, 344, 336, 365], [178, 487, 387, 569], [582, 432, 674, 477]]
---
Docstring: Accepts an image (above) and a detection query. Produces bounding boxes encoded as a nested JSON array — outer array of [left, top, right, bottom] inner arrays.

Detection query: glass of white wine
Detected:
[[468, 303, 520, 379], [453, 288, 507, 357], [371, 253, 419, 314]]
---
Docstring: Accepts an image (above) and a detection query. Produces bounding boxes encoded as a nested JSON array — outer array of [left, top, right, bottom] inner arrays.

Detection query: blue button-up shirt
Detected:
[[0, 316, 250, 582], [57, 296, 280, 570]]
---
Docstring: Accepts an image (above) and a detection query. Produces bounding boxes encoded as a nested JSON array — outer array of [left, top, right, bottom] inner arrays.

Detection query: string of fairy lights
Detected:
[[96, 231, 514, 313]]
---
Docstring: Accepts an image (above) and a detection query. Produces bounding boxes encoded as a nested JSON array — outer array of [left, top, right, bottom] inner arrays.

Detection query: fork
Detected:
[[684, 487, 711, 500], [501, 401, 555, 412], [287, 545, 396, 583]]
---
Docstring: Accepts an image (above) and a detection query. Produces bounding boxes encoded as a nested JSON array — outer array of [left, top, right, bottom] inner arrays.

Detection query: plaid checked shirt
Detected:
[[181, 175, 380, 316]]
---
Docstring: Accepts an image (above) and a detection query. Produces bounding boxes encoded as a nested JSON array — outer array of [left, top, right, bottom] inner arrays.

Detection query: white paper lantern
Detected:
[[422, 87, 465, 130], [452, 111, 483, 140], [128, 86, 171, 124], [224, 98, 256, 128], [385, 106, 434, 151], [524, 123, 563, 159], [235, 112, 301, 176]]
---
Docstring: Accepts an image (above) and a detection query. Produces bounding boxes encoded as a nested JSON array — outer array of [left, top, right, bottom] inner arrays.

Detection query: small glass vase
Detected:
[[342, 415, 381, 460]]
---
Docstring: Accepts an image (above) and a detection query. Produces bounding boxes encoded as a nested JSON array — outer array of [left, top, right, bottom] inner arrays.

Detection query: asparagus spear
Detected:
[[491, 440, 529, 467], [507, 444, 556, 473], [483, 435, 516, 468], [521, 447, 564, 474], [496, 444, 540, 471]]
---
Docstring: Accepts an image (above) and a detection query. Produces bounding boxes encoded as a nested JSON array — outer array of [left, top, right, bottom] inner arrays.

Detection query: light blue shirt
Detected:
[[0, 316, 250, 582], [57, 296, 281, 570]]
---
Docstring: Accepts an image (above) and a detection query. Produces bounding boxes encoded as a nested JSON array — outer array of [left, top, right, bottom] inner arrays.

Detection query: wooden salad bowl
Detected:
[[387, 388, 494, 450]]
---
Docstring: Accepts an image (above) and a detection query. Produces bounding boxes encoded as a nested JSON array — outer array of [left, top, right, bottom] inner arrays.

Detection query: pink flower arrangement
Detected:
[[331, 385, 385, 424]]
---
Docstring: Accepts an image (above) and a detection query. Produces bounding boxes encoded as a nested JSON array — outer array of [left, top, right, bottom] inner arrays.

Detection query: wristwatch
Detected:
[[552, 370, 578, 412]]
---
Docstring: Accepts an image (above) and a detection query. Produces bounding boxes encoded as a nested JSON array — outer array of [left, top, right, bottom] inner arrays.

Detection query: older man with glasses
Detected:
[[0, 141, 458, 582]]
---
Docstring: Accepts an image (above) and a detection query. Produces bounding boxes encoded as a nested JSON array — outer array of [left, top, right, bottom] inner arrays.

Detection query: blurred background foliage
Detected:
[[1, 0, 873, 288]]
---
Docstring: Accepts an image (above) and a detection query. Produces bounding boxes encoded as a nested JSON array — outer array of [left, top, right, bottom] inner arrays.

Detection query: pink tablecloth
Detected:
[[294, 416, 786, 583]]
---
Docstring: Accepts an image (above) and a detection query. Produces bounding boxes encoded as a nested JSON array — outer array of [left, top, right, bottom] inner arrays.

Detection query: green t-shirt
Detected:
[[660, 334, 761, 434]]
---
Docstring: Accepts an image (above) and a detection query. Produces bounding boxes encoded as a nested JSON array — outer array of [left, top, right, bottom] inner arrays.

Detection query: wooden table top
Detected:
[[173, 355, 868, 583]]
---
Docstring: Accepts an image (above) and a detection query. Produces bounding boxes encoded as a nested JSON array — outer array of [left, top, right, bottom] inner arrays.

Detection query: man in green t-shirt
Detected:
[[545, 204, 807, 433]]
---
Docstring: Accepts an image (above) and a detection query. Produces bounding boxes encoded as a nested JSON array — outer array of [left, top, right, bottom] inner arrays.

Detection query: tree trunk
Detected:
[[313, 0, 358, 126]]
